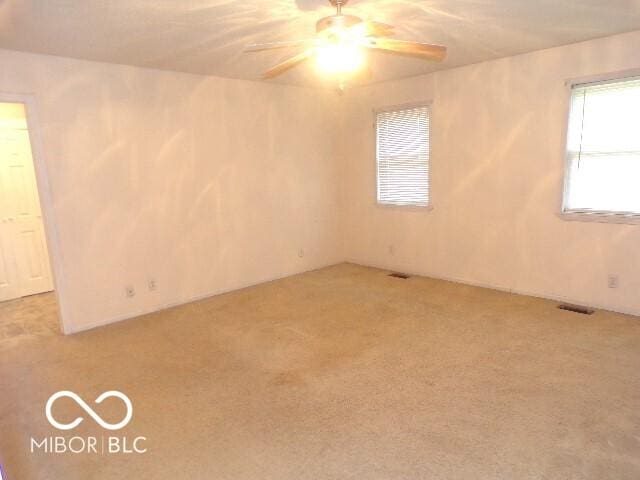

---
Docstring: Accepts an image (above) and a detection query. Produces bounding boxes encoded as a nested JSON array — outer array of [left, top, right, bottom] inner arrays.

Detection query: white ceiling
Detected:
[[0, 0, 639, 87]]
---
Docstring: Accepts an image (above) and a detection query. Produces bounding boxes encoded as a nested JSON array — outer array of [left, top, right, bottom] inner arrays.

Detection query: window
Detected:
[[376, 105, 430, 207], [563, 76, 640, 217]]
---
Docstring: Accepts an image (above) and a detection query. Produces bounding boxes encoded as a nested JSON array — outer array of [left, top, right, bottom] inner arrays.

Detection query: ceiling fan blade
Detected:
[[245, 40, 313, 53], [369, 39, 447, 61], [349, 21, 394, 39], [262, 49, 314, 79], [363, 21, 395, 37]]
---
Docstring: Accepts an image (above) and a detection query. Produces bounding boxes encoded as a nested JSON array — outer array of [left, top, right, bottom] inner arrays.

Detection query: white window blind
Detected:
[[564, 76, 640, 215], [376, 105, 430, 207]]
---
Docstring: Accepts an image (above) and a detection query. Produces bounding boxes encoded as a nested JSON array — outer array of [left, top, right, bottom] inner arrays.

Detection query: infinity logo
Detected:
[[45, 391, 133, 431]]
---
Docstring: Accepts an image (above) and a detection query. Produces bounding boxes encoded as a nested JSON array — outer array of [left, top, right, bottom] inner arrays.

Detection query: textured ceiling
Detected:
[[0, 0, 639, 87]]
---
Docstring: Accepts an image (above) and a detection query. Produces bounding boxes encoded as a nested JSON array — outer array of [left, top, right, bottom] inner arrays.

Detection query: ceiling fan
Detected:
[[244, 0, 447, 86]]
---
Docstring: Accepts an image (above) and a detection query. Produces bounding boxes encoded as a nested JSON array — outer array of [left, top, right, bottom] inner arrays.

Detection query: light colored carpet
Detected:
[[0, 292, 59, 348], [1, 264, 639, 479]]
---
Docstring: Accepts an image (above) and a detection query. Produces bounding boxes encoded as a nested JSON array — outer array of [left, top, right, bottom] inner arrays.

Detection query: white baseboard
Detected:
[[345, 259, 640, 318], [67, 261, 344, 334], [68, 258, 639, 334]]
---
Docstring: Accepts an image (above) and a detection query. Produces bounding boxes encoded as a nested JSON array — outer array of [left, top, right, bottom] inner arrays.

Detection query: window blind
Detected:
[[376, 105, 430, 207], [564, 76, 640, 215]]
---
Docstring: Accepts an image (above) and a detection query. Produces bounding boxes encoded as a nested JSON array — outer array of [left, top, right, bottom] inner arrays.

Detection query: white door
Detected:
[[0, 131, 21, 302], [0, 128, 53, 301], [0, 221, 20, 302]]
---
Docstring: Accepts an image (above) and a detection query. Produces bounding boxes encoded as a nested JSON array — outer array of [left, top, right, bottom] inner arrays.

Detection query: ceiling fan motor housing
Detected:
[[316, 14, 362, 34]]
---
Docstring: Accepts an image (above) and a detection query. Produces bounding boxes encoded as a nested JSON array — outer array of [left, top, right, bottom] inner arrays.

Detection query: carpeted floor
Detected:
[[0, 292, 60, 348], [1, 264, 639, 479]]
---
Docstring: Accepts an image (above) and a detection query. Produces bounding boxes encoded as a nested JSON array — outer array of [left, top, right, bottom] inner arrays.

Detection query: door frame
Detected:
[[0, 92, 70, 334]]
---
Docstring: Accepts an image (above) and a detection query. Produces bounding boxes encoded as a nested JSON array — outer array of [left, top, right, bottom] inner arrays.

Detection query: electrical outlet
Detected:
[[125, 286, 136, 298], [298, 248, 305, 258], [607, 275, 619, 289], [148, 279, 157, 291]]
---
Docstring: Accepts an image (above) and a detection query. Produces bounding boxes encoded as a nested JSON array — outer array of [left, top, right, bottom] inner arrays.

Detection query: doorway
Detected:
[[0, 101, 59, 339]]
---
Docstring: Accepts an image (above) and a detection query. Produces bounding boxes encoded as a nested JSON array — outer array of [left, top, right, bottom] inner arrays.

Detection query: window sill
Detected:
[[376, 203, 433, 212], [559, 210, 640, 225]]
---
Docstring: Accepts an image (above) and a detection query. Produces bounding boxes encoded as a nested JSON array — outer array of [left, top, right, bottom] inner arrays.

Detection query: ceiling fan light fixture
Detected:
[[315, 41, 365, 75]]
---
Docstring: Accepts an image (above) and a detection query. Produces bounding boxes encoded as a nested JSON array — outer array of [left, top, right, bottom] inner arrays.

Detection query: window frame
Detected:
[[373, 101, 433, 211], [560, 70, 640, 225]]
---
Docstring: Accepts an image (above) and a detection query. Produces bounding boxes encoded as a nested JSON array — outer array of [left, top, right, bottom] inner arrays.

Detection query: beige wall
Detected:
[[341, 30, 640, 316], [0, 49, 344, 332], [2, 30, 639, 333]]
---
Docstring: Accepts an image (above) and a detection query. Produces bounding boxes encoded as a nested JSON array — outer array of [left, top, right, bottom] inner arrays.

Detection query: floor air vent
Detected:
[[557, 304, 595, 315], [388, 273, 411, 279]]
